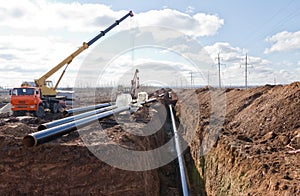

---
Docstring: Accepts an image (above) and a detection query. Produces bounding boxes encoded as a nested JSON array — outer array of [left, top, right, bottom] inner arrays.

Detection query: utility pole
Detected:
[[207, 71, 210, 86], [245, 53, 248, 89], [217, 53, 221, 88], [216, 53, 225, 88], [190, 71, 193, 88]]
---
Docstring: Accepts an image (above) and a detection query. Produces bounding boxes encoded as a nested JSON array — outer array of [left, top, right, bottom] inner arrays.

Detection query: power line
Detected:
[[242, 0, 299, 48]]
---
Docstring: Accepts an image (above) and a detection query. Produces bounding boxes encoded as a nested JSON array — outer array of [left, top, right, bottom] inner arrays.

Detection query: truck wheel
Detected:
[[13, 111, 25, 117], [52, 102, 64, 114], [35, 105, 45, 118], [51, 103, 58, 114], [57, 103, 64, 113]]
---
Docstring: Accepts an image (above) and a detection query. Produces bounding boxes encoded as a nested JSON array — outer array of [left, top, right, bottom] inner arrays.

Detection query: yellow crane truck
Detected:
[[10, 11, 134, 117]]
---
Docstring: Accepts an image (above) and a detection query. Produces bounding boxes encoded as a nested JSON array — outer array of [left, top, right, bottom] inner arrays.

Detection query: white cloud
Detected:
[[2, 1, 297, 88], [136, 9, 224, 37], [0, 0, 129, 33], [0, 1, 224, 36], [204, 42, 272, 66], [264, 31, 300, 53], [204, 42, 244, 63], [186, 6, 195, 14], [201, 42, 297, 86], [0, 34, 81, 87], [0, 0, 225, 87]]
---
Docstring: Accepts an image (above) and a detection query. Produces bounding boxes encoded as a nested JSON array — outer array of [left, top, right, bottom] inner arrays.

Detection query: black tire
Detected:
[[57, 103, 64, 113], [13, 111, 25, 117], [52, 102, 64, 114], [35, 105, 45, 118], [51, 102, 58, 114]]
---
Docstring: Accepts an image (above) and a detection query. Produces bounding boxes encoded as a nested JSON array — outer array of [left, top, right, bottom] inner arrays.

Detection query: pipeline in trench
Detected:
[[158, 102, 206, 196], [21, 94, 206, 195]]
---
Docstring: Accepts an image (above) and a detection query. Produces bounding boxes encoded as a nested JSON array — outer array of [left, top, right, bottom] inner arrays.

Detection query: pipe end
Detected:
[[63, 110, 70, 115], [37, 125, 47, 131], [23, 135, 36, 147]]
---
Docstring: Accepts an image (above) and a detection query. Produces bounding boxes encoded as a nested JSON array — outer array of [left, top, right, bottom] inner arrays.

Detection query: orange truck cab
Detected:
[[10, 86, 43, 116]]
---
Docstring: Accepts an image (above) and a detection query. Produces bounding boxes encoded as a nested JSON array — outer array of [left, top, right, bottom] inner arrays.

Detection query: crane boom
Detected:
[[35, 10, 134, 96]]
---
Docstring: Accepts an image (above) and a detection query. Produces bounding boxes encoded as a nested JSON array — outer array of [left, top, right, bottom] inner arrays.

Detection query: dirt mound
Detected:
[[0, 114, 160, 195], [178, 82, 300, 195], [1, 83, 299, 195]]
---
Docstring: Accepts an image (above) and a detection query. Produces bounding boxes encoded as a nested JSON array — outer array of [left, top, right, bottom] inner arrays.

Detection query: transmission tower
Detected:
[[216, 53, 225, 88], [242, 53, 252, 89], [245, 53, 248, 89]]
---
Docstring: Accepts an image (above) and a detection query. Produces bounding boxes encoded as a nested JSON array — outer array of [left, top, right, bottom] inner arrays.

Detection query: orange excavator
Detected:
[[10, 11, 134, 117]]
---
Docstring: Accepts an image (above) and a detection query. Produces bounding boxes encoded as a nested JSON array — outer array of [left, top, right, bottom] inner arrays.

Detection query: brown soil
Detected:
[[177, 82, 300, 195], [0, 109, 162, 195], [1, 83, 299, 195]]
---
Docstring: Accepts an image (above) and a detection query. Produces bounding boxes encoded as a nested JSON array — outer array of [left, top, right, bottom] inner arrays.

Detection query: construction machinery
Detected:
[[117, 69, 140, 99], [116, 68, 146, 106], [10, 11, 134, 117], [128, 69, 151, 104], [130, 69, 140, 99]]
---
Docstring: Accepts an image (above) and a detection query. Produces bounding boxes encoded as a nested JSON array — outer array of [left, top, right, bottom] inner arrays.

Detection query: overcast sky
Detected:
[[0, 0, 300, 88]]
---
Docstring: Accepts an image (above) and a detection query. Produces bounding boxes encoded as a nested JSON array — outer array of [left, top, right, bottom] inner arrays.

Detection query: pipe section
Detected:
[[169, 104, 189, 196], [38, 105, 117, 131], [64, 102, 112, 115], [23, 106, 130, 147], [140, 97, 157, 105]]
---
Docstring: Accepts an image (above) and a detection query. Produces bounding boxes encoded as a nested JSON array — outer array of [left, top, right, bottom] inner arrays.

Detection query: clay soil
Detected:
[[177, 82, 300, 195], [0, 83, 300, 195], [0, 90, 176, 195]]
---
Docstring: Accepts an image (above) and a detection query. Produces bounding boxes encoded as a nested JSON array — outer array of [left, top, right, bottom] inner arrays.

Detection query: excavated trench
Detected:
[[0, 94, 203, 195], [1, 83, 299, 195], [157, 100, 206, 196], [176, 83, 300, 196]]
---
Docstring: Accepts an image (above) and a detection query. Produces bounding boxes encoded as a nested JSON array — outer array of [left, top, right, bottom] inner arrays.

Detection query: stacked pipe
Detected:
[[23, 105, 130, 147], [23, 95, 158, 147], [64, 102, 112, 115], [39, 105, 117, 130]]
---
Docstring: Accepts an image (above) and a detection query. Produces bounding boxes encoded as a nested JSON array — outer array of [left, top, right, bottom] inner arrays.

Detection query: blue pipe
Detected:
[[23, 106, 130, 147], [38, 105, 117, 131], [169, 104, 189, 196], [64, 102, 112, 115]]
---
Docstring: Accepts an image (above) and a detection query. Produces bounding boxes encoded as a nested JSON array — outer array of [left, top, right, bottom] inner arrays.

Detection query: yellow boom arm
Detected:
[[34, 43, 89, 96], [34, 10, 134, 97]]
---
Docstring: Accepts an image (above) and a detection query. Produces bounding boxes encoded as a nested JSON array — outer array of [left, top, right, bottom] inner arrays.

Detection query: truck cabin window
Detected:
[[12, 88, 35, 95]]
